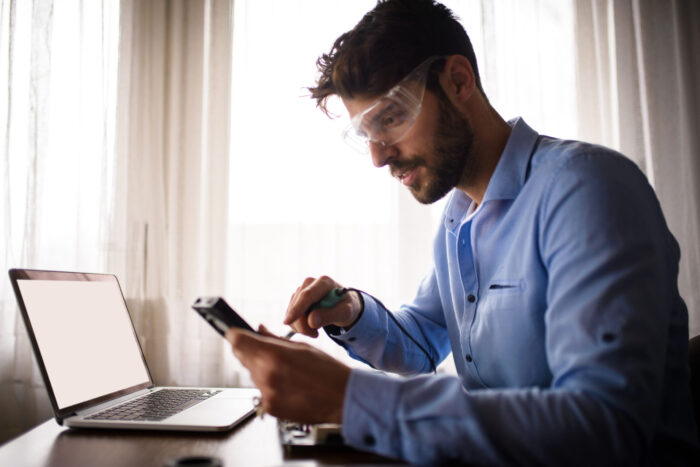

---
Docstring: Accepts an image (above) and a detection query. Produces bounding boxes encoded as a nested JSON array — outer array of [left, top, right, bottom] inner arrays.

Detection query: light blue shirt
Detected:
[[333, 118, 699, 465]]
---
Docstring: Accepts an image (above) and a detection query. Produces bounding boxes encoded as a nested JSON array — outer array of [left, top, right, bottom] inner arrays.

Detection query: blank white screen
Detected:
[[17, 279, 151, 409]]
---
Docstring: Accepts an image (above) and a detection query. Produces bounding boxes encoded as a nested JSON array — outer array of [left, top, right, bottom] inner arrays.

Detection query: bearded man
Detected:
[[227, 1, 699, 465]]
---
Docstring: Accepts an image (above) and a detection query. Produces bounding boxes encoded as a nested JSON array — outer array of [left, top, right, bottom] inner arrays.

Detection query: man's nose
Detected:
[[369, 141, 395, 168]]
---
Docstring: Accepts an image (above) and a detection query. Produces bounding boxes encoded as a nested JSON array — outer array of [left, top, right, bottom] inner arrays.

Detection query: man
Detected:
[[226, 0, 699, 464]]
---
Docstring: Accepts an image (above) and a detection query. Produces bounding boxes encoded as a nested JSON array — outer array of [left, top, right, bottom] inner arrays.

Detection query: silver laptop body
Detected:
[[8, 268, 257, 431]]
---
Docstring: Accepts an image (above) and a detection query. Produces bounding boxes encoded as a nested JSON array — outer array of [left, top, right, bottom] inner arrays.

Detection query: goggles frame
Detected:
[[342, 56, 446, 154]]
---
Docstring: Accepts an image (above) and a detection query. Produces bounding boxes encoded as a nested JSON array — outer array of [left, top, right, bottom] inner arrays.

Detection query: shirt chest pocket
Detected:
[[486, 279, 525, 294], [468, 278, 549, 388], [478, 279, 527, 311], [472, 280, 528, 331]]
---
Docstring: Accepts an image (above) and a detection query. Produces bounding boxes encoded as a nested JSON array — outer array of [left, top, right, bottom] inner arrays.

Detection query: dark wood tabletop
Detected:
[[0, 415, 406, 466]]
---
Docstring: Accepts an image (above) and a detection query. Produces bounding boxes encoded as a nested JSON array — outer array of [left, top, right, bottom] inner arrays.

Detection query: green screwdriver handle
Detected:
[[311, 288, 347, 335], [314, 287, 346, 309]]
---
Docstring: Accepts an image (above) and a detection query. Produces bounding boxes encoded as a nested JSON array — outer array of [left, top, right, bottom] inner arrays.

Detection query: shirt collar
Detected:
[[443, 117, 539, 231], [482, 117, 539, 202]]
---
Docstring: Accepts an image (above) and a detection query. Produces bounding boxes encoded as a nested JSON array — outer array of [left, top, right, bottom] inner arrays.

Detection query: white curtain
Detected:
[[0, 0, 120, 443], [112, 0, 243, 388]]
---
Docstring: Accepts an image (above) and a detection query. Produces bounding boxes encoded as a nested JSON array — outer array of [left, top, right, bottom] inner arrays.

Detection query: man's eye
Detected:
[[380, 108, 407, 129]]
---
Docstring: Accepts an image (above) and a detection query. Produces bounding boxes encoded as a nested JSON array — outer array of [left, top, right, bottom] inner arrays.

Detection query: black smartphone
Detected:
[[192, 297, 257, 337]]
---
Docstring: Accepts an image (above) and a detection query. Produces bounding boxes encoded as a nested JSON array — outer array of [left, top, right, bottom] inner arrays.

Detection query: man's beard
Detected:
[[396, 90, 475, 205]]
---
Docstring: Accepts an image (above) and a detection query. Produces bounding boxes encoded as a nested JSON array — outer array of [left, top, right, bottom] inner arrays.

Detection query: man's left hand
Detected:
[[225, 325, 351, 424]]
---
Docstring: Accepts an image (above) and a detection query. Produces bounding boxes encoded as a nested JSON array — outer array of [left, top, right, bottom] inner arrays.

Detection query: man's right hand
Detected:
[[283, 276, 363, 338]]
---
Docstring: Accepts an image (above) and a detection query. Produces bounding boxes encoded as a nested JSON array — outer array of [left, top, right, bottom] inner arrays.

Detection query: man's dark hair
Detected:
[[309, 0, 485, 116]]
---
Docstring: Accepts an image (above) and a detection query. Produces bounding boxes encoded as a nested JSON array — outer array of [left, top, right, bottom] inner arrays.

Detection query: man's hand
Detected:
[[225, 325, 351, 424], [283, 276, 363, 338]]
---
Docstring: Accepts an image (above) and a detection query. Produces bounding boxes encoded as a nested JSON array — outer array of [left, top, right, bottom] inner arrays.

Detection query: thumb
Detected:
[[307, 305, 353, 329], [258, 323, 282, 339], [307, 289, 362, 329], [225, 328, 259, 360]]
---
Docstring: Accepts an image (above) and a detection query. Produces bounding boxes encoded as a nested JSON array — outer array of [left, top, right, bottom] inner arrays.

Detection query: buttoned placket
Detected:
[[457, 218, 479, 373]]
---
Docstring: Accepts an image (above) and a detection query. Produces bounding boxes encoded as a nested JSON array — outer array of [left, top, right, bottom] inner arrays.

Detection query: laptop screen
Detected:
[[16, 277, 151, 409]]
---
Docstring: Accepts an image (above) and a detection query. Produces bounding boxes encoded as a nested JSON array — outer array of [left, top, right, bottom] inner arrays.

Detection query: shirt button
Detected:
[[467, 294, 476, 303], [465, 354, 473, 362], [363, 434, 376, 446], [601, 332, 616, 343]]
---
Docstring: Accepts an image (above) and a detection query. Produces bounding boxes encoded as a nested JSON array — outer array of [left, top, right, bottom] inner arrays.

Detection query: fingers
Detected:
[[226, 327, 283, 350], [225, 328, 261, 362], [284, 276, 339, 336], [226, 328, 350, 424], [307, 289, 364, 331], [227, 326, 299, 358], [257, 323, 282, 338], [226, 328, 293, 384], [284, 276, 334, 323], [225, 325, 287, 354], [306, 293, 355, 328], [225, 329, 285, 414]]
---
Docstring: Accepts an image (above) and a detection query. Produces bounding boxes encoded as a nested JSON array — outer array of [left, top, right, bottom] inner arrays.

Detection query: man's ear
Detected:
[[439, 55, 476, 105]]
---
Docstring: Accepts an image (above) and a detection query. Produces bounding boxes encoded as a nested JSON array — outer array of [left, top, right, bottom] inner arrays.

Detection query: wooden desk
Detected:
[[0, 416, 405, 466]]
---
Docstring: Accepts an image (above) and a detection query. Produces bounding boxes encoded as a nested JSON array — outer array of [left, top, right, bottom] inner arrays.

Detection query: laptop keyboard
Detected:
[[86, 389, 221, 422]]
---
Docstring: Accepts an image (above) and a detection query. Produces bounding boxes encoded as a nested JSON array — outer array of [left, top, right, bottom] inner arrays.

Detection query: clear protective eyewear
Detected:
[[342, 56, 445, 154]]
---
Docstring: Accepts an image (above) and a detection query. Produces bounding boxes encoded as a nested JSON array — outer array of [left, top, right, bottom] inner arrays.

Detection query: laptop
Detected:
[[8, 268, 258, 431]]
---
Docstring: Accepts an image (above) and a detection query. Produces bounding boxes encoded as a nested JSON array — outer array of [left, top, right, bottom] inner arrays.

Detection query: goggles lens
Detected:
[[343, 56, 444, 154]]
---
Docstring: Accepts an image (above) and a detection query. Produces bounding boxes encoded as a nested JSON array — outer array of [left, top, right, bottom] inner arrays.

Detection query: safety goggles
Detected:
[[342, 56, 445, 154]]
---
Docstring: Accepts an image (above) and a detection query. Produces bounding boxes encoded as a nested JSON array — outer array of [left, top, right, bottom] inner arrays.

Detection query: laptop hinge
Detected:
[[56, 413, 75, 425]]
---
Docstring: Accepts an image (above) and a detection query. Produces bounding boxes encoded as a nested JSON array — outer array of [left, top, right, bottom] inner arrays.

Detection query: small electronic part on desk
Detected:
[[278, 420, 345, 447]]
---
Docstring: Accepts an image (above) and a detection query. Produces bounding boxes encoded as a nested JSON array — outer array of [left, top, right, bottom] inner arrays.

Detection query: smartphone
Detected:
[[192, 297, 256, 337]]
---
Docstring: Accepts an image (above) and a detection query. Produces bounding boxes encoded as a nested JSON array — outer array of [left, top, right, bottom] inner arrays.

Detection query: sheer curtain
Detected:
[[112, 0, 243, 388], [0, 0, 119, 443]]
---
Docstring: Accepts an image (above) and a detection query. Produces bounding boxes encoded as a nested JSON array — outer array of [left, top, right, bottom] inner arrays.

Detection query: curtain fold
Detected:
[[113, 0, 242, 388], [574, 0, 700, 336]]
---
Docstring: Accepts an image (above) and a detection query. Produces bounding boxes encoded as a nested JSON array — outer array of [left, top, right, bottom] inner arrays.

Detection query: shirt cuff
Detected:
[[342, 368, 403, 457], [330, 292, 385, 345]]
